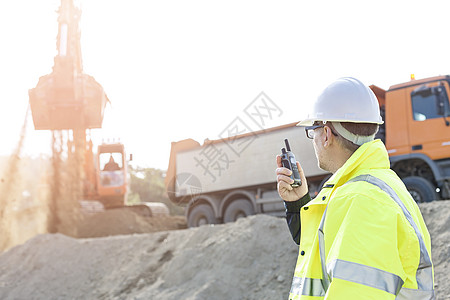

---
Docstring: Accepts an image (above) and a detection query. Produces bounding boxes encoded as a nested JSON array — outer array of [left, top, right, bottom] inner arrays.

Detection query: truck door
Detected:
[[407, 81, 450, 160]]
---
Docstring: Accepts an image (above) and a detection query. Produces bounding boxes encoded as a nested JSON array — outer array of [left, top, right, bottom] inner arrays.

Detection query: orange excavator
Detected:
[[28, 0, 165, 230]]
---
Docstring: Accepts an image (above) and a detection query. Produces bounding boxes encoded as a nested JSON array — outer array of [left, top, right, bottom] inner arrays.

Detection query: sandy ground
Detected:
[[0, 201, 449, 300], [419, 200, 450, 299]]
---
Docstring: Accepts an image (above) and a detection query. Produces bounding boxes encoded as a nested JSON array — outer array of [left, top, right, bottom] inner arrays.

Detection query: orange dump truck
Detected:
[[371, 75, 450, 202], [166, 75, 450, 227]]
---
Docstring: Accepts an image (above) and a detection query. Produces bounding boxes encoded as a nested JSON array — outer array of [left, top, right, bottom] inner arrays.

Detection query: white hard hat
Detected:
[[297, 77, 384, 127]]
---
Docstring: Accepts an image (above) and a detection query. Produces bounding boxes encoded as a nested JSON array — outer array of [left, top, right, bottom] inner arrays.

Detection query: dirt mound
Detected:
[[0, 214, 297, 300], [76, 209, 187, 238], [0, 201, 448, 300]]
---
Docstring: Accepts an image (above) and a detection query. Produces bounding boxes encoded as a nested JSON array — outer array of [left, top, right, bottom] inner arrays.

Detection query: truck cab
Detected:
[[371, 75, 450, 201]]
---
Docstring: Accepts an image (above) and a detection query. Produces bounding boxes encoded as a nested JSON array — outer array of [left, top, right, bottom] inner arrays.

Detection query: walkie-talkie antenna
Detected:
[[284, 139, 291, 152]]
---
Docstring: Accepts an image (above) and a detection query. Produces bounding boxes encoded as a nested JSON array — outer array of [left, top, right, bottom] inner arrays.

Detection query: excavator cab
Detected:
[[96, 143, 128, 208]]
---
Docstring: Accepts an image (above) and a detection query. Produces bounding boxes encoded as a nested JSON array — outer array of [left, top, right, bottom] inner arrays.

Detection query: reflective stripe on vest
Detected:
[[290, 276, 325, 297], [327, 258, 403, 295], [318, 206, 330, 292], [316, 174, 434, 299]]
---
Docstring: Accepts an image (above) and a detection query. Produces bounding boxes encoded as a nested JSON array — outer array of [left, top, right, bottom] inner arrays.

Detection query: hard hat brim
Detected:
[[296, 119, 314, 127], [296, 118, 384, 127]]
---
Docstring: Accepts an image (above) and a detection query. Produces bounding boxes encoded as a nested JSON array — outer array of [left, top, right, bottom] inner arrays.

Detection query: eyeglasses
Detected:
[[305, 125, 325, 139], [305, 124, 338, 139]]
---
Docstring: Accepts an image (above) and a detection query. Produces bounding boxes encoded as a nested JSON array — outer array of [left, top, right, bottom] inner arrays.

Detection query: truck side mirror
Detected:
[[430, 85, 450, 126], [436, 96, 445, 116], [432, 86, 447, 116]]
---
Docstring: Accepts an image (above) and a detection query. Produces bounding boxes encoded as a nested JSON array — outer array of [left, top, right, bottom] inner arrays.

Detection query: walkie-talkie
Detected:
[[281, 139, 302, 187]]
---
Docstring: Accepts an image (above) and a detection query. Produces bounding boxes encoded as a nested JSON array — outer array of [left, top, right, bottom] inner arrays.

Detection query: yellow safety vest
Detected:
[[289, 140, 435, 300]]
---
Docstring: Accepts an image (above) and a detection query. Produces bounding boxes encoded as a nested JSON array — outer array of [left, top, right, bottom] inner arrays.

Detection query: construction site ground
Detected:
[[0, 200, 449, 300]]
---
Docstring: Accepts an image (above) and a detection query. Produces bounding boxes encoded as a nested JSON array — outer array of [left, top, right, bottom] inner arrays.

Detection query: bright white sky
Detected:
[[1, 0, 450, 170]]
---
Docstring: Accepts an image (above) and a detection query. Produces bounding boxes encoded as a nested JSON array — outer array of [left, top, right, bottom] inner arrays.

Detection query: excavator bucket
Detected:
[[29, 73, 108, 130]]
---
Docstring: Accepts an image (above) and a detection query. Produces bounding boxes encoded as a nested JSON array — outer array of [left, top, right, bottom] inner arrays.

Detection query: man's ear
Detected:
[[323, 126, 334, 147]]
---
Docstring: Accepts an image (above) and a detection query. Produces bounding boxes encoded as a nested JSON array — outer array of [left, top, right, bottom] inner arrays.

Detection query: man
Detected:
[[104, 155, 120, 171], [276, 77, 435, 299]]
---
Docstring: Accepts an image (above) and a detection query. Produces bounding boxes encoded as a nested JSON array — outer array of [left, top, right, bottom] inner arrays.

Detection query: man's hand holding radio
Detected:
[[276, 155, 308, 202]]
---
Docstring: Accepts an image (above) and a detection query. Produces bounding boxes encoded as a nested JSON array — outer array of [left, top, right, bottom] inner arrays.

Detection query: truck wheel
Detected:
[[223, 199, 255, 223], [403, 176, 437, 203], [187, 204, 216, 227]]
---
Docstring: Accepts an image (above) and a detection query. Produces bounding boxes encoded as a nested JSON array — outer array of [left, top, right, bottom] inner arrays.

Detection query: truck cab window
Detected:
[[411, 86, 450, 121]]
